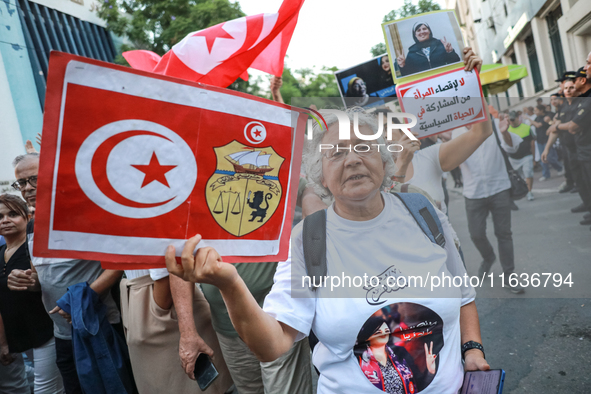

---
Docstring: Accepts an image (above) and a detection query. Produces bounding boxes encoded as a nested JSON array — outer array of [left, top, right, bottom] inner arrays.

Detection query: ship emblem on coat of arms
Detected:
[[206, 140, 284, 236]]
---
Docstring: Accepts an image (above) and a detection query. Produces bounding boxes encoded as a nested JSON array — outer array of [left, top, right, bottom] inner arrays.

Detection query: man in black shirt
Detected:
[[532, 104, 562, 181]]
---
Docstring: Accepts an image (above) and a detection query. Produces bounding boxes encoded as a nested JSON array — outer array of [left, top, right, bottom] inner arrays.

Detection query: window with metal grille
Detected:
[[525, 35, 543, 93], [17, 0, 117, 108], [547, 6, 566, 80], [510, 53, 524, 98]]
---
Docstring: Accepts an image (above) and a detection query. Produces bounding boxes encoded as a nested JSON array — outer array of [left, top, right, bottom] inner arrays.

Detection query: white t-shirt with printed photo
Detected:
[[263, 192, 475, 394]]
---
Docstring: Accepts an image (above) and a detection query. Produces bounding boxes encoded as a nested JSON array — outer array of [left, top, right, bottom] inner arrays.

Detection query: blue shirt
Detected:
[[56, 283, 134, 394]]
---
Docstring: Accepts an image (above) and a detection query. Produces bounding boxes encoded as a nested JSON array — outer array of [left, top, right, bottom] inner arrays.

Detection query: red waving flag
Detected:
[[123, 0, 304, 87], [34, 52, 307, 268]]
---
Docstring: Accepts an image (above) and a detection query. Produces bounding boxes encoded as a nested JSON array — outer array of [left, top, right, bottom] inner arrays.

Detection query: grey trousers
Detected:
[[464, 188, 515, 274], [0, 354, 30, 394], [216, 333, 313, 394]]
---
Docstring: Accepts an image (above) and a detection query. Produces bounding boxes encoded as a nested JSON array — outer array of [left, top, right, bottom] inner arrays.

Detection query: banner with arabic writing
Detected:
[[396, 68, 488, 138]]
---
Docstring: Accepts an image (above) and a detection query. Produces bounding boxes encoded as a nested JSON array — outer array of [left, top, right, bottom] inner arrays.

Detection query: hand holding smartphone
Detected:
[[460, 369, 505, 394], [194, 353, 219, 391]]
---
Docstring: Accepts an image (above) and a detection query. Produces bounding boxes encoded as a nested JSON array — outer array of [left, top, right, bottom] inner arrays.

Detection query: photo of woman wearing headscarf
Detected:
[[396, 22, 461, 77]]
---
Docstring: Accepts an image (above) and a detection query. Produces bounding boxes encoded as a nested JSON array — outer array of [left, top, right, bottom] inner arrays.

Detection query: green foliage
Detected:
[[370, 43, 387, 58], [96, 1, 338, 99], [96, 0, 266, 94], [228, 75, 265, 97], [279, 66, 340, 107], [97, 0, 244, 55], [383, 0, 441, 21], [370, 0, 442, 56]]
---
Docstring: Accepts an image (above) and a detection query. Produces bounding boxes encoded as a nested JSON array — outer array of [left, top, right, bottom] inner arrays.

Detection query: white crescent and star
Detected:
[[75, 119, 197, 219], [244, 121, 267, 144]]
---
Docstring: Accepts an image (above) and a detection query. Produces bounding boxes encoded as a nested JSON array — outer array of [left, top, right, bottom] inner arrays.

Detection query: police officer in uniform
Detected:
[[549, 93, 575, 192], [556, 67, 591, 228], [543, 72, 591, 216]]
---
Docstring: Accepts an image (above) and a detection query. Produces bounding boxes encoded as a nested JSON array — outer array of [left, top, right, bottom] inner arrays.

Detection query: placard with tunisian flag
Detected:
[[33, 52, 307, 268]]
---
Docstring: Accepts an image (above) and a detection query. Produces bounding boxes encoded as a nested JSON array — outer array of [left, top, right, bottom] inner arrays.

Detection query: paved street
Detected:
[[447, 169, 591, 393]]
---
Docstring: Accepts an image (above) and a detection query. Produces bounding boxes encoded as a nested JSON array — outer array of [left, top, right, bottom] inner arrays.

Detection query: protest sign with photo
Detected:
[[381, 9, 487, 137], [382, 10, 465, 85], [33, 52, 307, 268], [396, 68, 488, 138], [334, 54, 397, 108]]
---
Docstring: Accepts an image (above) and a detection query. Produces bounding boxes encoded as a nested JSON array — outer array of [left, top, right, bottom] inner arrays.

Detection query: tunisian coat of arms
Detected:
[[206, 140, 285, 237]]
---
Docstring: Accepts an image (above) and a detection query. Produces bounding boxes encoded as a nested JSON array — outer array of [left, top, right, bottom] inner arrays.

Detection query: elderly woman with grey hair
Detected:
[[164, 108, 490, 393]]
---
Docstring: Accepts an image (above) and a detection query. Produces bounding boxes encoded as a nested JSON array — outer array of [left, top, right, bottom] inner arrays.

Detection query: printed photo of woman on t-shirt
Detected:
[[355, 303, 443, 393]]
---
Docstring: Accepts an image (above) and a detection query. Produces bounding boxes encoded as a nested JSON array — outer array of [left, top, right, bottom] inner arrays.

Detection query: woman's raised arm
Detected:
[[438, 47, 488, 171], [165, 235, 298, 362], [439, 118, 493, 172]]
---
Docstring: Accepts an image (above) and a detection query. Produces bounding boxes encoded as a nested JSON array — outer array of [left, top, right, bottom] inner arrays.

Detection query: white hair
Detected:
[[304, 108, 397, 199], [12, 153, 39, 168]]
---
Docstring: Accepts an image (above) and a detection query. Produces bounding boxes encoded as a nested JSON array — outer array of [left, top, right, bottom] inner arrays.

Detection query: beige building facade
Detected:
[[446, 0, 591, 110]]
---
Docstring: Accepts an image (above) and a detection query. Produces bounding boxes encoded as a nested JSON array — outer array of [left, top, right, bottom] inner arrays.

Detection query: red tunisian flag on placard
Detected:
[[34, 52, 307, 269], [123, 0, 304, 87]]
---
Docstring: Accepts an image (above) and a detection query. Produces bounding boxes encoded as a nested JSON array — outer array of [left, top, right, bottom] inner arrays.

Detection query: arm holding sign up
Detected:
[[438, 48, 490, 172], [166, 235, 298, 363]]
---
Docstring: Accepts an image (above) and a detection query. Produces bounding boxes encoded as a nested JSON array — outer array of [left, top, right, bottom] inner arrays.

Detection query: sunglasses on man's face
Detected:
[[11, 176, 38, 191]]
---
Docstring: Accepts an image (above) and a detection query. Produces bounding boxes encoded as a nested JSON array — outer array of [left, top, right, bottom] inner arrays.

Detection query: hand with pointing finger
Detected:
[[49, 306, 72, 324], [441, 36, 453, 53]]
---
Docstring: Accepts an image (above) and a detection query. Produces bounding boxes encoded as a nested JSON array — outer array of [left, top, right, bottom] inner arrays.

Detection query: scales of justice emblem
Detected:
[[206, 140, 285, 237]]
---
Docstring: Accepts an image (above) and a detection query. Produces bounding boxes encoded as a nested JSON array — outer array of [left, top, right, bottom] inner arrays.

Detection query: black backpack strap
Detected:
[[393, 193, 446, 248], [302, 209, 327, 291]]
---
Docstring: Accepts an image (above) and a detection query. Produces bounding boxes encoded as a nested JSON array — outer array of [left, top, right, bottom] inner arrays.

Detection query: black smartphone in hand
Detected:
[[460, 369, 505, 394], [194, 353, 219, 391]]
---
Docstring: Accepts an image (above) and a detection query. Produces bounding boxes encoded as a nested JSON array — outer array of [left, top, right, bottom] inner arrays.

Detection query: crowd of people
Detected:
[[0, 47, 589, 394]]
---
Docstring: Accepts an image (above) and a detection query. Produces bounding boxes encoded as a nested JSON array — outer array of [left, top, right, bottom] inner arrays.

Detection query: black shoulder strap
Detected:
[[491, 120, 515, 172], [302, 209, 327, 291]]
